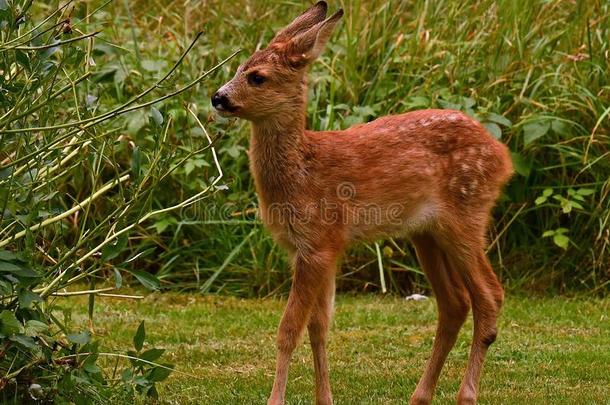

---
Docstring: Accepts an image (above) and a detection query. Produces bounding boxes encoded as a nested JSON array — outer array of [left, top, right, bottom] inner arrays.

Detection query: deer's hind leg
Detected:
[[438, 226, 504, 405], [409, 234, 471, 405]]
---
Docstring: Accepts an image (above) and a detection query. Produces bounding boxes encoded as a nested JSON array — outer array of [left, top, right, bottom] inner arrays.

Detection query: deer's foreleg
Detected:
[[308, 274, 336, 405], [267, 250, 338, 405]]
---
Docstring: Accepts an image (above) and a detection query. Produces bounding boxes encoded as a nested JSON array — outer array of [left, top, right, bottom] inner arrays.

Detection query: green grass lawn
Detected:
[[59, 294, 610, 404]]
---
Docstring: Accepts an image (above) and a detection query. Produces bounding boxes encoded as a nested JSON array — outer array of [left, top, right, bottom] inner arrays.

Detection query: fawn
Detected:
[[212, 2, 513, 404]]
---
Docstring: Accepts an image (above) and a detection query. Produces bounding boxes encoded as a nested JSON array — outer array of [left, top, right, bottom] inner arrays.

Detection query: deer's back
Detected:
[[303, 109, 513, 240]]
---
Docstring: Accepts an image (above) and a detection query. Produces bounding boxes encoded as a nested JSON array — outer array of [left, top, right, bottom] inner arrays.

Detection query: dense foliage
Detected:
[[112, 0, 608, 295], [0, 0, 227, 401]]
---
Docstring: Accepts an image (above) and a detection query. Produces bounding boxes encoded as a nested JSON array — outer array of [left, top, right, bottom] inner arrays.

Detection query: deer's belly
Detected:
[[346, 201, 438, 241]]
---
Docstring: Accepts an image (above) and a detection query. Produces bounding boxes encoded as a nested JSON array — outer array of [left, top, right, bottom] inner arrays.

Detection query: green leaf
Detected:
[[184, 160, 196, 176], [0, 310, 23, 336], [113, 268, 123, 289], [101, 234, 128, 261], [523, 120, 550, 146], [483, 122, 502, 139], [461, 97, 476, 109], [122, 367, 133, 383], [127, 349, 139, 367], [19, 290, 42, 308], [576, 188, 595, 196], [0, 261, 21, 272], [11, 266, 39, 278], [550, 119, 570, 136], [553, 233, 570, 249], [146, 384, 159, 399], [140, 348, 165, 362], [511, 152, 533, 177], [542, 230, 555, 238], [0, 250, 16, 261], [153, 218, 173, 234], [83, 361, 101, 374], [535, 196, 547, 205], [225, 145, 242, 159], [352, 105, 376, 118], [10, 334, 36, 349], [127, 110, 148, 135], [150, 107, 163, 127], [24, 320, 48, 337], [134, 321, 145, 351], [15, 51, 29, 69], [148, 365, 174, 382], [486, 112, 512, 127], [438, 99, 461, 110], [0, 279, 12, 295], [402, 96, 430, 109], [569, 190, 585, 201], [67, 331, 91, 345], [543, 188, 553, 197], [82, 353, 101, 374], [129, 270, 160, 291]]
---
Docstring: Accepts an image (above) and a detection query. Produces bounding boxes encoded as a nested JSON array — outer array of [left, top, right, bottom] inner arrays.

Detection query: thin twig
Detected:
[[7, 31, 100, 51], [0, 174, 129, 248]]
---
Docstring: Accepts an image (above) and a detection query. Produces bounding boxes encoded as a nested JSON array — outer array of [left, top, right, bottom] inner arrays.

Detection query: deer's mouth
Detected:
[[215, 103, 240, 115]]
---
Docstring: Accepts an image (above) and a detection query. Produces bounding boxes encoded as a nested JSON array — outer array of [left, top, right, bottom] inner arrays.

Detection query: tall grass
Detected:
[[119, 0, 608, 295], [2, 0, 609, 302]]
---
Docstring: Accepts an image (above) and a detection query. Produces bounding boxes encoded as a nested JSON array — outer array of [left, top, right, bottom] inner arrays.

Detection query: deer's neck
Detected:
[[249, 113, 307, 203]]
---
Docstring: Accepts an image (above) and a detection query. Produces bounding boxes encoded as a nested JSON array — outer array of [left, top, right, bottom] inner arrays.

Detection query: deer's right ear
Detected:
[[269, 1, 328, 45], [285, 9, 343, 68]]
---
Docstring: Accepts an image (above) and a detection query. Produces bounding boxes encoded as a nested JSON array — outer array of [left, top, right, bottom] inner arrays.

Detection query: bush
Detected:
[[0, 1, 230, 401]]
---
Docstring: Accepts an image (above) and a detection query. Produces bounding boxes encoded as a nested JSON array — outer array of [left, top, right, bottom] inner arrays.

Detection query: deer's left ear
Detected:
[[286, 9, 343, 68]]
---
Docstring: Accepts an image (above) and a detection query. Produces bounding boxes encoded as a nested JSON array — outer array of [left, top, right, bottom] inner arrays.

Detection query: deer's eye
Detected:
[[248, 73, 266, 86]]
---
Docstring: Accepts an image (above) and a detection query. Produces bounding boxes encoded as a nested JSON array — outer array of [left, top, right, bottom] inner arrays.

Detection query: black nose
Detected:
[[211, 92, 229, 109]]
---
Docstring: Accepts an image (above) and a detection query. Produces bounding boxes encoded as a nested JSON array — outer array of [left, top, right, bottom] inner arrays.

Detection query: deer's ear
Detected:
[[286, 9, 343, 68], [270, 1, 328, 45]]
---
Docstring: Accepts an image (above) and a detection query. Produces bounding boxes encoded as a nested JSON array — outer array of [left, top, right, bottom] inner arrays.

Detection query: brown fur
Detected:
[[212, 2, 513, 404]]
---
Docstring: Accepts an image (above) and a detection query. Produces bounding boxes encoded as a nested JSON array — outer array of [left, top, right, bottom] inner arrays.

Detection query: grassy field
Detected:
[[60, 293, 610, 404]]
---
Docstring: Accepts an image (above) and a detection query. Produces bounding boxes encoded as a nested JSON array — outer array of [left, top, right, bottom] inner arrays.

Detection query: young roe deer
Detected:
[[211, 2, 513, 404]]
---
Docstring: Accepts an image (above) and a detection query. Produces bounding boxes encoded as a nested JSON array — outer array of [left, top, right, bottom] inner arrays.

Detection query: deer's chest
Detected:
[[256, 190, 325, 253]]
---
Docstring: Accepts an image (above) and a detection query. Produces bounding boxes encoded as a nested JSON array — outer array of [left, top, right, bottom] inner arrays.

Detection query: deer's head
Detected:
[[211, 1, 343, 122]]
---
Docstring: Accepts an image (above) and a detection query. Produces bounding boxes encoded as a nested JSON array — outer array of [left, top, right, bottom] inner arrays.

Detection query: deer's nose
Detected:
[[211, 92, 230, 110]]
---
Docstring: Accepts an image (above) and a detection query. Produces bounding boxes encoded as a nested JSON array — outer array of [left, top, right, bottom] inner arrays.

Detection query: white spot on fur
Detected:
[[470, 179, 479, 192], [475, 159, 484, 172]]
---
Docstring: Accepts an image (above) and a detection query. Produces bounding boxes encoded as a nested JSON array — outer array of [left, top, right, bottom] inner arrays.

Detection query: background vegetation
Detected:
[[93, 0, 609, 295], [0, 0, 608, 402]]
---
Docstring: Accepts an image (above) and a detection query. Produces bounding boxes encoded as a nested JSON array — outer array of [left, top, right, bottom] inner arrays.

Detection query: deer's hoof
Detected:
[[409, 394, 432, 405], [315, 396, 333, 405], [457, 392, 477, 405]]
